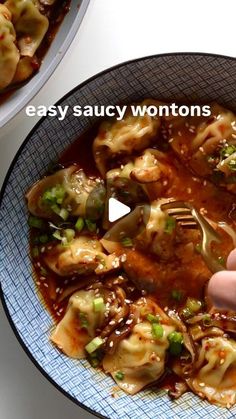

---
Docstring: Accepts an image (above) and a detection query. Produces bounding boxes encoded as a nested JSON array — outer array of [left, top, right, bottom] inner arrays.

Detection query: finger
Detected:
[[227, 249, 236, 270], [207, 271, 236, 311]]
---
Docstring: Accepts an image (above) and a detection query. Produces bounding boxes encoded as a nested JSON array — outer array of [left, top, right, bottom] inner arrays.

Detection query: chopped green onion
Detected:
[[202, 314, 212, 327], [32, 247, 39, 258], [59, 208, 69, 220], [85, 219, 97, 233], [39, 234, 49, 244], [186, 297, 202, 314], [52, 230, 63, 241], [42, 184, 66, 206], [79, 312, 88, 329], [228, 159, 236, 171], [75, 217, 84, 232], [115, 371, 124, 381], [195, 243, 202, 253], [218, 256, 225, 266], [64, 229, 75, 242], [85, 337, 104, 354], [152, 323, 164, 339], [220, 145, 236, 158], [164, 216, 176, 234], [146, 313, 160, 323], [51, 204, 61, 215], [181, 307, 193, 319], [90, 357, 99, 368], [93, 297, 105, 313], [121, 237, 133, 247], [28, 216, 44, 229], [40, 266, 47, 276], [168, 331, 183, 356], [168, 331, 183, 344], [171, 289, 182, 301]]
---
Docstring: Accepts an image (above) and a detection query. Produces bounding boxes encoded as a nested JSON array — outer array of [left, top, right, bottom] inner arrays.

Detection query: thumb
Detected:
[[207, 270, 236, 311]]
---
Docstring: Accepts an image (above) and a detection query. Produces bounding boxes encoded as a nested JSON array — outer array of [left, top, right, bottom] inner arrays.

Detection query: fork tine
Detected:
[[179, 221, 198, 229], [165, 208, 192, 216]]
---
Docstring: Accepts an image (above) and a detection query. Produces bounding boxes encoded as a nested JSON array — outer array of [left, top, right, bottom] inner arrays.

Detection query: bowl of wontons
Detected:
[[1, 53, 236, 419], [0, 0, 89, 128]]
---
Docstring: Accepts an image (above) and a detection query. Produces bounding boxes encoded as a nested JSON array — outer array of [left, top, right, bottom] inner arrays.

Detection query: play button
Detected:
[[108, 197, 131, 222]]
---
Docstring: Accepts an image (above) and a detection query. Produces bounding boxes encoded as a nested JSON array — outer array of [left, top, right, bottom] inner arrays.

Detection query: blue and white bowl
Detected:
[[1, 53, 236, 419]]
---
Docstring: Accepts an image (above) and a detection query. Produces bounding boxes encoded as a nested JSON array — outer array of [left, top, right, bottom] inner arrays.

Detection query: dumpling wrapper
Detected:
[[5, 0, 49, 57], [103, 321, 175, 394], [174, 336, 236, 408], [0, 4, 20, 89], [93, 100, 161, 176], [44, 236, 120, 276], [51, 290, 105, 358]]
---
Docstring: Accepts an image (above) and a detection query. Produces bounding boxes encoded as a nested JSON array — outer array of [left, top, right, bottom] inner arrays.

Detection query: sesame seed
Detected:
[[40, 276, 46, 281], [187, 187, 192, 194], [168, 138, 174, 143], [43, 283, 49, 288], [220, 359, 224, 365], [178, 131, 182, 136], [120, 254, 127, 263], [126, 319, 133, 325], [199, 383, 205, 387], [41, 247, 45, 253], [56, 287, 60, 293], [115, 330, 121, 335], [109, 341, 114, 348], [109, 320, 116, 325]]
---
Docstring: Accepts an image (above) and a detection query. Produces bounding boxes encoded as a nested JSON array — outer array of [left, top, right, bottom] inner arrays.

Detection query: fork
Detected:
[[161, 200, 224, 273]]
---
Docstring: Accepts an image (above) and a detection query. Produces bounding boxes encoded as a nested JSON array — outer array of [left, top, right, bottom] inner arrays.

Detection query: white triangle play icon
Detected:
[[108, 197, 131, 222]]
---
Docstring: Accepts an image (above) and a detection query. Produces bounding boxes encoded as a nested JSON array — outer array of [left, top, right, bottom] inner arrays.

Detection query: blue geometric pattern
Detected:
[[1, 53, 236, 419]]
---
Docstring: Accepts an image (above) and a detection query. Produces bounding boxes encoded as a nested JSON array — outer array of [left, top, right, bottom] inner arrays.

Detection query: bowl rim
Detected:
[[0, 0, 90, 128], [1, 51, 236, 419]]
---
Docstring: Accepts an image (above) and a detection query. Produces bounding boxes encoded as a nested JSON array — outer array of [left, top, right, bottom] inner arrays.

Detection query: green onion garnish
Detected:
[[152, 323, 164, 339], [39, 234, 49, 244], [85, 219, 97, 233], [171, 289, 182, 301], [93, 297, 105, 313], [218, 256, 225, 266], [115, 371, 124, 381], [32, 247, 39, 258], [40, 266, 47, 276], [228, 159, 236, 171], [90, 357, 99, 368], [28, 216, 44, 229], [146, 313, 160, 323], [85, 337, 104, 354], [59, 208, 69, 221], [121, 237, 133, 247], [164, 216, 176, 234], [79, 312, 88, 329], [195, 243, 202, 253], [186, 297, 202, 314], [202, 314, 212, 327], [52, 230, 63, 241], [42, 184, 66, 206], [181, 307, 193, 319], [64, 229, 75, 242], [168, 331, 183, 356], [220, 145, 236, 158], [75, 217, 84, 232]]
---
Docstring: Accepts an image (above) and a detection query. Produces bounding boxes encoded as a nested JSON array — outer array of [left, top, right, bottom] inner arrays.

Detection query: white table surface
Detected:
[[0, 1, 235, 418]]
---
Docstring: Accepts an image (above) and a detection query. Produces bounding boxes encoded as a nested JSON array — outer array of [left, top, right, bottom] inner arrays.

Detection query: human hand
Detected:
[[208, 249, 236, 310]]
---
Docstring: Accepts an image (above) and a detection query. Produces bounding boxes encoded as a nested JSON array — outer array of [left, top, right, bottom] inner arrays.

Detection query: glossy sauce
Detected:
[[31, 123, 236, 325]]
